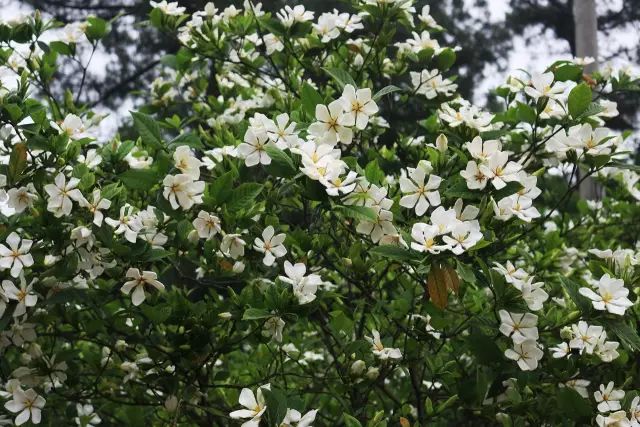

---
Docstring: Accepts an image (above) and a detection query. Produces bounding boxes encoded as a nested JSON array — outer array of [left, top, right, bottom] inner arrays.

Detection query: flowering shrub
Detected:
[[0, 1, 640, 426]]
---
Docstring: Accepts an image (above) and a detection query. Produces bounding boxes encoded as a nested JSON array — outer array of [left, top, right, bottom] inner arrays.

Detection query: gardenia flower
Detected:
[[263, 316, 285, 342], [277, 5, 314, 27], [121, 268, 165, 306], [442, 222, 482, 255], [0, 232, 34, 278], [504, 340, 543, 371], [308, 100, 353, 145], [366, 330, 402, 360], [44, 173, 84, 217], [220, 234, 246, 259], [7, 186, 37, 214], [162, 174, 204, 210], [75, 403, 101, 426], [524, 72, 565, 100], [279, 261, 322, 304], [479, 151, 522, 190], [596, 411, 631, 427], [579, 274, 633, 315], [498, 310, 539, 344], [229, 384, 271, 426], [3, 278, 37, 317], [594, 382, 624, 413], [51, 113, 87, 139], [150, 1, 186, 16], [192, 211, 222, 239], [569, 321, 603, 354], [340, 84, 379, 130], [105, 204, 143, 243], [4, 386, 45, 425], [517, 278, 548, 311], [80, 189, 111, 226], [280, 408, 318, 427], [237, 129, 273, 167], [264, 113, 299, 149], [399, 161, 442, 216], [253, 226, 287, 266], [410, 223, 445, 254], [173, 145, 202, 179], [313, 13, 340, 42]]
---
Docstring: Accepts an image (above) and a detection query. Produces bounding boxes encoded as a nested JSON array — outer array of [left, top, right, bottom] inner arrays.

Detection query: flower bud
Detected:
[[365, 366, 379, 380], [350, 360, 366, 376], [165, 395, 179, 412], [436, 134, 448, 152]]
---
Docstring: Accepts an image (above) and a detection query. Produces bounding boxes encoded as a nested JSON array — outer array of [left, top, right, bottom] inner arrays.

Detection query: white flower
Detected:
[[4, 386, 45, 425], [220, 234, 246, 259], [51, 114, 87, 139], [442, 222, 482, 255], [478, 152, 521, 190], [105, 205, 142, 243], [320, 170, 358, 196], [579, 274, 633, 315], [79, 189, 111, 226], [264, 33, 284, 55], [569, 321, 603, 354], [279, 261, 322, 304], [253, 226, 287, 266], [0, 232, 34, 278], [281, 408, 318, 427], [562, 379, 590, 399], [504, 340, 543, 371], [7, 187, 37, 214], [492, 261, 529, 284], [265, 113, 299, 149], [596, 411, 631, 427], [498, 310, 539, 344], [162, 174, 204, 210], [173, 145, 202, 179], [518, 278, 548, 311], [75, 403, 101, 426], [524, 72, 564, 100], [229, 384, 270, 425], [465, 136, 502, 163], [192, 211, 222, 239], [460, 161, 488, 190], [550, 342, 571, 359], [340, 84, 378, 130], [313, 13, 340, 42], [594, 382, 624, 413], [366, 330, 402, 360], [630, 396, 640, 425], [277, 5, 314, 27], [3, 277, 37, 317], [44, 173, 85, 217], [308, 100, 353, 145], [150, 0, 186, 15], [78, 149, 102, 169], [121, 268, 165, 306], [237, 129, 273, 167], [410, 69, 456, 99], [356, 207, 396, 244], [399, 162, 442, 216], [410, 223, 444, 254], [263, 316, 285, 342]]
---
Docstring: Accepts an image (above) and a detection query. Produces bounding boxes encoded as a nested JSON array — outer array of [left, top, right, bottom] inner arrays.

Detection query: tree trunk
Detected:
[[573, 0, 601, 200]]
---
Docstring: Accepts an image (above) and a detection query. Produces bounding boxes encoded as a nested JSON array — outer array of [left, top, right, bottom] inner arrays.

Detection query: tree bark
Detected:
[[573, 0, 601, 200]]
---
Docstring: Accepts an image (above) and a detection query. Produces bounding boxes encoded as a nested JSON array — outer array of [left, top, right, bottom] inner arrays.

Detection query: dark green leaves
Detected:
[[436, 48, 456, 71], [335, 205, 377, 222], [206, 170, 235, 206], [373, 85, 402, 100], [556, 388, 592, 420], [119, 168, 160, 191], [131, 111, 164, 151], [369, 245, 421, 262], [8, 143, 27, 183], [300, 82, 324, 118], [605, 321, 640, 352], [568, 83, 592, 118], [265, 146, 297, 178], [242, 308, 271, 320], [322, 67, 357, 89], [226, 183, 263, 212], [559, 277, 592, 313]]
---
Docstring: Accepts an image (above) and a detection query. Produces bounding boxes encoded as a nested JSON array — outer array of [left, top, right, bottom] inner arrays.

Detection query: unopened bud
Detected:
[[436, 134, 448, 152]]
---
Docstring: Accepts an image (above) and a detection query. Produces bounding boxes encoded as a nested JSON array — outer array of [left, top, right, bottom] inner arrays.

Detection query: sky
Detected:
[[1, 0, 638, 137]]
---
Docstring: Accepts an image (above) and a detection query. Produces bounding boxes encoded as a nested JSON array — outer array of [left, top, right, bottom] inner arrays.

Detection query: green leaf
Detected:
[[559, 277, 592, 313], [373, 85, 402, 100], [144, 249, 171, 262], [206, 170, 235, 206], [608, 162, 640, 172], [436, 48, 456, 71], [168, 132, 204, 149], [119, 168, 160, 191], [86, 16, 109, 41], [556, 388, 592, 420], [131, 111, 164, 151], [8, 143, 27, 183], [467, 329, 502, 365], [226, 183, 263, 212], [369, 245, 421, 261], [364, 159, 384, 185], [265, 146, 297, 178], [242, 308, 271, 320], [322, 67, 357, 89], [568, 83, 592, 118], [300, 82, 324, 118], [335, 205, 378, 222], [605, 321, 640, 352], [49, 41, 73, 56], [141, 304, 172, 323], [516, 102, 536, 124], [552, 63, 582, 82], [342, 414, 363, 427]]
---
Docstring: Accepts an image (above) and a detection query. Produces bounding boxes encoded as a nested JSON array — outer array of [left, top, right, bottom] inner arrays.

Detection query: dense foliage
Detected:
[[0, 1, 639, 426]]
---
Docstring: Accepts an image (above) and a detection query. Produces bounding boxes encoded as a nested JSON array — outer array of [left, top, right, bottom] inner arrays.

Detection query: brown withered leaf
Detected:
[[427, 264, 449, 309], [399, 417, 410, 427], [445, 266, 461, 294]]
